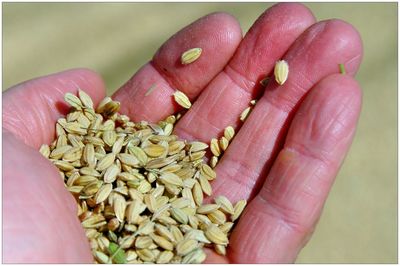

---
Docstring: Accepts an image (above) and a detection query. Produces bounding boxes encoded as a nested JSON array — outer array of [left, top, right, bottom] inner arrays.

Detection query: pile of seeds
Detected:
[[39, 89, 247, 264]]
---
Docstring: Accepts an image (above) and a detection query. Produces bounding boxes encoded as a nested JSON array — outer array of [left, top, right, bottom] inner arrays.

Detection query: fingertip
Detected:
[[321, 19, 363, 75], [271, 2, 316, 23]]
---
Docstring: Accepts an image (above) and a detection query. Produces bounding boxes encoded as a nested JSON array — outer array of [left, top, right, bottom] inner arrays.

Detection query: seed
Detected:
[[210, 138, 220, 157], [240, 106, 251, 122], [189, 141, 209, 152], [204, 224, 228, 245], [157, 250, 174, 263], [77, 89, 93, 109], [159, 172, 183, 187], [210, 156, 218, 168], [113, 194, 127, 222], [150, 233, 174, 250], [232, 199, 247, 222], [81, 180, 103, 196], [96, 153, 115, 171], [224, 126, 235, 142], [192, 181, 203, 206], [181, 47, 202, 65], [219, 136, 229, 151], [199, 174, 212, 196], [215, 244, 226, 256], [155, 224, 175, 243], [184, 229, 210, 244], [200, 164, 216, 181], [117, 153, 140, 167], [103, 164, 120, 183], [39, 144, 50, 158], [95, 183, 113, 204], [181, 248, 206, 264], [173, 90, 192, 109], [219, 222, 234, 234], [64, 92, 83, 110], [197, 204, 220, 214], [207, 209, 226, 225], [171, 207, 189, 224], [127, 146, 148, 166], [215, 195, 234, 214], [135, 236, 153, 249], [176, 238, 198, 256], [274, 59, 289, 85], [143, 143, 166, 157], [136, 248, 155, 262], [94, 250, 110, 264]]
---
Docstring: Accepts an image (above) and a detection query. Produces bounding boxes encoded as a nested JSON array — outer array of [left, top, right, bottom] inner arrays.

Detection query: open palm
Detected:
[[3, 3, 362, 263]]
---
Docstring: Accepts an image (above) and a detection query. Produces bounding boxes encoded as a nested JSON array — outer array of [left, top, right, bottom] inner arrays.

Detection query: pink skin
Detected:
[[2, 3, 362, 263]]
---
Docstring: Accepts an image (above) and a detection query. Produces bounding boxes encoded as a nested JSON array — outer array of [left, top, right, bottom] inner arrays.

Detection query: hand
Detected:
[[3, 3, 362, 263]]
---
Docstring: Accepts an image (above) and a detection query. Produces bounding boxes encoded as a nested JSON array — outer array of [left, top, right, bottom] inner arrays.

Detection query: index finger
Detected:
[[113, 12, 242, 122]]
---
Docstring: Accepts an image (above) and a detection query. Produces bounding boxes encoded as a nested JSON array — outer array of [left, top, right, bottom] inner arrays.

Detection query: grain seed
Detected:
[[274, 59, 289, 85], [181, 47, 202, 65], [173, 90, 191, 109]]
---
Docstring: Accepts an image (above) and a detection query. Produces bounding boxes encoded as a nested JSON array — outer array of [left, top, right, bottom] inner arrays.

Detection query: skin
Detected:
[[3, 3, 362, 263]]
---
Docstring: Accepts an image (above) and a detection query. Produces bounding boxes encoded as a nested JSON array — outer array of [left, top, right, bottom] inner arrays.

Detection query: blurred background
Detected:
[[3, 2, 397, 263]]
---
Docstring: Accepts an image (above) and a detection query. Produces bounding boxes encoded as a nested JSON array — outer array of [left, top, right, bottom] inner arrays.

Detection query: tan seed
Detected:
[[173, 90, 192, 109], [210, 138, 221, 157], [240, 106, 251, 122], [135, 236, 153, 249], [103, 164, 120, 183], [176, 238, 198, 256], [224, 126, 235, 142], [189, 141, 209, 152], [39, 144, 50, 158], [215, 244, 227, 256], [200, 164, 216, 181], [150, 233, 174, 250], [192, 181, 203, 206], [199, 174, 212, 196], [181, 47, 202, 65], [207, 209, 227, 225], [204, 224, 228, 245], [210, 155, 218, 168], [136, 248, 155, 262], [232, 199, 247, 221], [197, 204, 220, 214], [181, 248, 206, 264], [113, 194, 127, 222], [215, 195, 234, 214], [159, 172, 183, 187], [219, 136, 229, 151], [95, 183, 113, 204], [64, 92, 83, 109], [171, 207, 189, 224], [96, 153, 115, 171], [274, 59, 289, 85], [156, 250, 174, 263]]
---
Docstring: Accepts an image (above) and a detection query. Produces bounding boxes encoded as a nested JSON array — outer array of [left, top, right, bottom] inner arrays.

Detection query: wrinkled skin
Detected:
[[3, 3, 362, 263]]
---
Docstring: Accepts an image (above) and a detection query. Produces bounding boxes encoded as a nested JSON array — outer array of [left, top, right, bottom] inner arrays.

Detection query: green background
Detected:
[[3, 2, 397, 263]]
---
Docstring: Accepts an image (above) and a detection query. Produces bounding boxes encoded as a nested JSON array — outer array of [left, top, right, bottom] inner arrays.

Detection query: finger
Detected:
[[3, 68, 106, 148], [3, 130, 92, 262], [211, 19, 363, 202], [113, 12, 242, 122], [228, 74, 362, 263], [174, 3, 316, 141]]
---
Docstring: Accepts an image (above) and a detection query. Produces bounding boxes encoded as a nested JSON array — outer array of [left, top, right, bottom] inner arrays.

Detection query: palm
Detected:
[[3, 3, 362, 263]]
